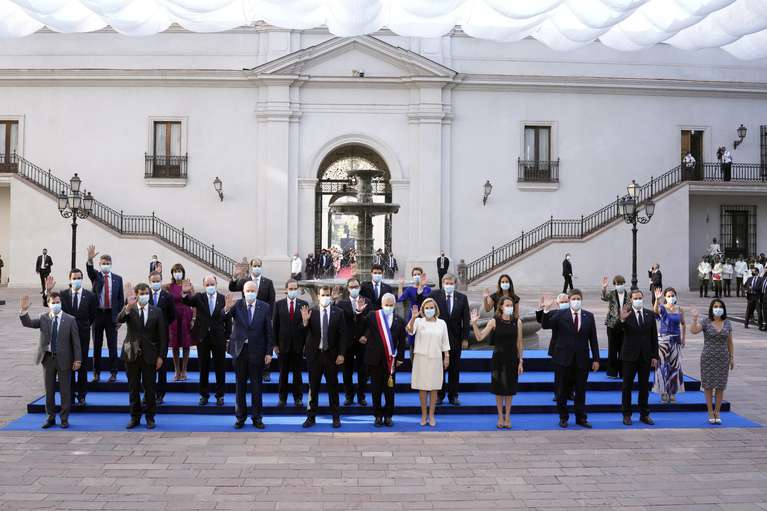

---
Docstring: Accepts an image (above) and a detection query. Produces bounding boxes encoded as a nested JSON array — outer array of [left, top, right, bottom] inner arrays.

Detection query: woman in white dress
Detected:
[[407, 298, 450, 427]]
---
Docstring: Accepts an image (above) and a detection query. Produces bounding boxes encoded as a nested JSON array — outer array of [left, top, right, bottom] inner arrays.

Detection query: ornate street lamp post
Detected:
[[618, 180, 655, 291], [57, 173, 95, 270]]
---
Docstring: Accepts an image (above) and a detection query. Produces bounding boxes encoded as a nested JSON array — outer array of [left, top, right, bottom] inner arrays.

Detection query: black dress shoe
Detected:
[[277, 400, 287, 408], [302, 417, 316, 428], [640, 415, 655, 425], [42, 417, 55, 429], [253, 418, 265, 430], [449, 398, 461, 406], [332, 417, 341, 428], [60, 420, 69, 429], [558, 419, 568, 428], [156, 394, 164, 405], [343, 397, 354, 406], [146, 418, 156, 430], [126, 418, 140, 429], [576, 419, 593, 429], [374, 417, 383, 427], [234, 419, 245, 429], [199, 396, 209, 406], [294, 399, 303, 408], [623, 416, 633, 426], [262, 373, 271, 382], [108, 373, 117, 383], [77, 396, 86, 406], [90, 373, 100, 383], [358, 398, 368, 407], [384, 417, 393, 427], [216, 397, 224, 406]]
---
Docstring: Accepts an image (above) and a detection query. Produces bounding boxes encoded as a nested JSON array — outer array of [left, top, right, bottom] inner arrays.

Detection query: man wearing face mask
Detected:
[[364, 293, 407, 427], [618, 290, 659, 426], [360, 264, 394, 310], [562, 253, 574, 293], [601, 275, 629, 379], [118, 283, 167, 429], [147, 271, 175, 405], [43, 270, 96, 406], [431, 273, 471, 406], [744, 267, 762, 328], [300, 286, 347, 428], [149, 255, 160, 274], [183, 276, 231, 406], [272, 279, 308, 408], [85, 245, 124, 384], [385, 252, 398, 279], [542, 289, 600, 428], [223, 281, 274, 429], [20, 292, 82, 429], [337, 278, 371, 406], [536, 293, 570, 402]]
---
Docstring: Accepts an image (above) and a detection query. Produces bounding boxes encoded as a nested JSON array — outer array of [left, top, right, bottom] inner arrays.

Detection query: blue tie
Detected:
[[154, 291, 159, 306], [209, 296, 215, 315], [50, 316, 58, 354]]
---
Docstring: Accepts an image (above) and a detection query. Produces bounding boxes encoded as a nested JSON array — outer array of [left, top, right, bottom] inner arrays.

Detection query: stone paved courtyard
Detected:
[[1, 285, 766, 510]]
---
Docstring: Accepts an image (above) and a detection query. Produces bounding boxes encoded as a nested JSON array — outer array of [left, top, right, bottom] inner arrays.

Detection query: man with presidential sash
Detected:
[[363, 293, 407, 427]]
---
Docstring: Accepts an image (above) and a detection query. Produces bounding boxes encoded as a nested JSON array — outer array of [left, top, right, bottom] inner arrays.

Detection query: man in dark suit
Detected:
[[744, 267, 761, 328], [273, 279, 308, 407], [229, 257, 276, 382], [337, 278, 371, 406], [562, 253, 573, 293], [183, 276, 231, 406], [648, 264, 663, 305], [431, 273, 470, 405], [300, 286, 347, 428], [619, 289, 659, 425], [541, 289, 600, 428], [85, 245, 124, 383], [536, 293, 570, 402], [35, 248, 53, 294], [20, 292, 82, 429], [149, 255, 160, 274], [117, 283, 167, 430], [385, 253, 398, 279], [43, 271, 96, 406], [364, 293, 407, 427], [224, 280, 274, 429], [436, 251, 449, 289], [760, 270, 767, 331], [148, 271, 176, 404], [360, 264, 393, 310]]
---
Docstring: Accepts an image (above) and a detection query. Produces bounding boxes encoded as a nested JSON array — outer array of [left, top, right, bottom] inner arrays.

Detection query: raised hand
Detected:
[[601, 276, 609, 288], [300, 304, 311, 324], [182, 279, 193, 295], [470, 308, 480, 324], [411, 304, 420, 319], [20, 295, 30, 313], [332, 285, 341, 301], [86, 245, 98, 261], [654, 288, 663, 301], [399, 277, 405, 288], [690, 308, 700, 321], [335, 355, 344, 366], [124, 282, 134, 301], [45, 275, 56, 292], [126, 293, 137, 309], [538, 294, 548, 309], [224, 293, 237, 311], [483, 288, 493, 306], [355, 296, 367, 313], [619, 303, 631, 321]]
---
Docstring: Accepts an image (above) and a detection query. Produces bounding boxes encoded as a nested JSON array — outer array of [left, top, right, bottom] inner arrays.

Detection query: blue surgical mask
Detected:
[[244, 291, 257, 303], [250, 267, 262, 277], [632, 299, 643, 310], [173, 272, 184, 281], [413, 275, 421, 284], [138, 294, 150, 305], [320, 296, 332, 307], [444, 284, 455, 294], [667, 296, 677, 305], [500, 282, 510, 291], [205, 285, 216, 295], [49, 303, 62, 315], [150, 282, 162, 292], [570, 300, 582, 311], [382, 305, 394, 315], [372, 274, 383, 283], [100, 264, 111, 273], [349, 288, 360, 298], [712, 307, 724, 317], [558, 302, 570, 310], [424, 308, 436, 319], [70, 279, 82, 290], [287, 290, 299, 300], [615, 284, 625, 293], [503, 306, 514, 316]]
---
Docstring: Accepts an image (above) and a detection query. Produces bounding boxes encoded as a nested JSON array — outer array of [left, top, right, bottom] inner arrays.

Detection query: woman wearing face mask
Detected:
[[397, 267, 432, 345], [482, 274, 520, 317], [652, 287, 685, 403], [470, 296, 523, 429], [167, 264, 194, 381], [601, 275, 629, 379], [689, 300, 734, 424], [407, 298, 450, 427]]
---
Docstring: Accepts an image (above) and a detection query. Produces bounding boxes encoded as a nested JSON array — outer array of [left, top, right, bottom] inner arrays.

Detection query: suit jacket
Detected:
[[35, 255, 53, 274], [536, 309, 559, 357], [228, 276, 276, 307], [305, 305, 347, 359], [600, 288, 628, 329], [44, 288, 97, 344], [149, 261, 160, 273], [648, 270, 663, 290], [273, 297, 308, 354], [360, 281, 394, 310], [225, 299, 274, 360], [562, 259, 573, 277], [363, 313, 407, 367], [336, 296, 371, 345], [149, 289, 176, 330], [745, 275, 762, 297], [430, 289, 471, 348], [542, 308, 600, 369], [437, 256, 450, 272], [85, 263, 125, 322], [117, 305, 168, 364], [21, 312, 82, 370], [386, 257, 398, 272], [620, 308, 659, 363], [182, 292, 231, 343]]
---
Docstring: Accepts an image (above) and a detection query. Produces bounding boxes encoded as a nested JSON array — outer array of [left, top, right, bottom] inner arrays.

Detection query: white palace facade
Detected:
[[1, 25, 766, 290]]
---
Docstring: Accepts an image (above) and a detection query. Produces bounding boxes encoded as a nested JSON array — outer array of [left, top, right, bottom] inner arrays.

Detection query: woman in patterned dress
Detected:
[[652, 287, 685, 402], [689, 299, 735, 424]]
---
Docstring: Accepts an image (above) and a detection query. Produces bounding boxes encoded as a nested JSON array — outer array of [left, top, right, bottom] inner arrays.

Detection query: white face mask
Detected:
[[382, 305, 394, 315], [250, 267, 262, 277], [503, 306, 514, 316], [558, 302, 570, 310], [173, 272, 184, 281], [49, 303, 62, 315], [320, 296, 332, 307], [615, 284, 625, 293], [100, 264, 111, 273], [444, 284, 455, 294], [205, 285, 216, 295], [570, 299, 581, 312], [287, 290, 299, 300], [632, 299, 644, 310], [712, 307, 724, 317], [372, 273, 383, 283], [424, 308, 436, 319], [150, 282, 162, 292], [349, 287, 360, 298], [138, 294, 150, 306], [667, 296, 677, 305], [244, 291, 257, 303], [412, 274, 421, 284], [500, 282, 510, 291], [70, 279, 82, 290]]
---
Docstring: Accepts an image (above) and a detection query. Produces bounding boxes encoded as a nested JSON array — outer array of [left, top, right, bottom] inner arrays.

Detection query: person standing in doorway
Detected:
[[436, 251, 449, 289], [35, 248, 53, 295], [562, 253, 574, 294]]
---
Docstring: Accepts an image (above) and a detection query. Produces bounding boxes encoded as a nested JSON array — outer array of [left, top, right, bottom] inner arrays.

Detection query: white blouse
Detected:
[[409, 317, 450, 359]]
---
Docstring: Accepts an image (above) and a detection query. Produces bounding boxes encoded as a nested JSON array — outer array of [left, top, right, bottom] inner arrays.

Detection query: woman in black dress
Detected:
[[471, 296, 524, 429], [482, 274, 521, 318]]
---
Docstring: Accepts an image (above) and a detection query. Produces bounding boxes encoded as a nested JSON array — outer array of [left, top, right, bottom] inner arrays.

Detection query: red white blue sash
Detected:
[[375, 310, 396, 377]]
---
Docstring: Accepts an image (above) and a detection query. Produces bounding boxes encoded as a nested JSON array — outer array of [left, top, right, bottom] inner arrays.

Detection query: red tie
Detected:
[[289, 300, 294, 320], [573, 312, 579, 331], [104, 274, 111, 308]]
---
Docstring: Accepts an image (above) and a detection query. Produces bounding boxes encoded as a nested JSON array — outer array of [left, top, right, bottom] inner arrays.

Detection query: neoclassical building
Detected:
[[1, 26, 766, 290]]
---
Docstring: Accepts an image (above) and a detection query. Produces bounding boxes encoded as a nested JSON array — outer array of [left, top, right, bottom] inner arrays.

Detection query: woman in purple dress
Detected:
[[168, 263, 194, 381]]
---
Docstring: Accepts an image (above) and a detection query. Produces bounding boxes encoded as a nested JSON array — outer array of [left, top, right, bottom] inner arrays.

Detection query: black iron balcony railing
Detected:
[[13, 154, 235, 276], [467, 161, 767, 282], [0, 152, 18, 173], [517, 158, 560, 183], [145, 153, 188, 179]]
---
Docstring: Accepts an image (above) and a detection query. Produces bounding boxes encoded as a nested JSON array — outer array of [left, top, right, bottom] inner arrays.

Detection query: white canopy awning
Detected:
[[1, 0, 767, 60]]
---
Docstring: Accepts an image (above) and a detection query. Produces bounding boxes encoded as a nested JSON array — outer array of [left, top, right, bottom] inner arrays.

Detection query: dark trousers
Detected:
[[745, 295, 760, 325], [126, 358, 157, 420], [155, 346, 168, 398], [437, 271, 446, 288], [699, 279, 709, 297], [606, 326, 624, 378], [199, 337, 226, 399], [736, 278, 744, 297], [71, 335, 90, 400], [713, 280, 722, 298], [307, 351, 340, 419], [42, 353, 71, 421], [234, 345, 264, 420], [93, 309, 118, 374], [278, 349, 303, 403], [439, 345, 462, 401], [343, 341, 367, 401], [622, 359, 651, 417], [38, 271, 49, 293], [723, 279, 732, 297], [562, 275, 573, 294], [555, 363, 588, 421], [723, 162, 732, 181], [760, 299, 767, 329], [369, 364, 395, 419]]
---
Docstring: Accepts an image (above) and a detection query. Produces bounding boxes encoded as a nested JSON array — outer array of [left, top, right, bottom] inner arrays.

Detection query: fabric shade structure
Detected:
[[1, 0, 767, 60]]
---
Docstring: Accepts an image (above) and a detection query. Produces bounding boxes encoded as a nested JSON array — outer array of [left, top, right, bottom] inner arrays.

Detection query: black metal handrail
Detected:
[[145, 153, 188, 179], [13, 153, 235, 276], [518, 158, 560, 183], [467, 162, 767, 282], [0, 152, 19, 171]]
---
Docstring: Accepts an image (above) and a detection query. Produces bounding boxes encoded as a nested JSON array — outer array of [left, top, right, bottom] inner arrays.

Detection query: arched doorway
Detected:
[[315, 144, 392, 254]]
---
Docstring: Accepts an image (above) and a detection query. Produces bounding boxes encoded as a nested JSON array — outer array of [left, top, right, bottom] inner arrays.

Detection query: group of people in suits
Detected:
[[744, 264, 767, 330]]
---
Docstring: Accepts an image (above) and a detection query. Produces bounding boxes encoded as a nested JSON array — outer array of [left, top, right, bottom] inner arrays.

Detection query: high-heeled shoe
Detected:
[[669, 394, 676, 403], [428, 417, 436, 427], [496, 421, 503, 429], [714, 416, 722, 424], [503, 419, 511, 429], [420, 418, 427, 426]]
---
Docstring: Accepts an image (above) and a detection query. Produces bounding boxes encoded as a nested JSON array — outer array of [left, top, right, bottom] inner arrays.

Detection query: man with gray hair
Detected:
[[537, 293, 571, 402], [86, 244, 124, 383]]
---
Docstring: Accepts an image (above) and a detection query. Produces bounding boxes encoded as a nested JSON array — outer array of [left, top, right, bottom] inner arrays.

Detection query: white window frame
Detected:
[[0, 115, 24, 157], [518, 120, 559, 191], [145, 116, 189, 187]]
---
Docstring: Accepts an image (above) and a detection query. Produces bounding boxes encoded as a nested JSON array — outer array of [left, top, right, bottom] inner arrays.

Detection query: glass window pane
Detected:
[[170, 122, 181, 156], [154, 122, 166, 156], [538, 128, 550, 162], [524, 127, 535, 161], [9, 122, 18, 154], [0, 123, 5, 156]]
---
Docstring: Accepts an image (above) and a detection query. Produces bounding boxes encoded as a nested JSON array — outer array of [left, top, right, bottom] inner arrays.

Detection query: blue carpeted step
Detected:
[[4, 411, 759, 432]]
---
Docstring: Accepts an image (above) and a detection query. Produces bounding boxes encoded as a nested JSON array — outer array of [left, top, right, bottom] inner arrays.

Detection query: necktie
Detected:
[[50, 316, 58, 353], [140, 307, 145, 327], [153, 291, 159, 306], [637, 311, 643, 326], [448, 294, 453, 316], [73, 292, 78, 311], [375, 284, 380, 299], [321, 308, 329, 351], [573, 312, 579, 331], [248, 304, 254, 323], [103, 274, 110, 308], [209, 296, 215, 315], [289, 300, 294, 320]]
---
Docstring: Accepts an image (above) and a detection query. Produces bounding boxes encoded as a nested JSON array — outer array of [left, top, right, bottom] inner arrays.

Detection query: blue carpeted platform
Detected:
[[3, 411, 759, 432]]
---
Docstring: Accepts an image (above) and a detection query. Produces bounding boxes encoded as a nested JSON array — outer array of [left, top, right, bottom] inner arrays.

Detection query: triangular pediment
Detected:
[[246, 36, 456, 79]]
